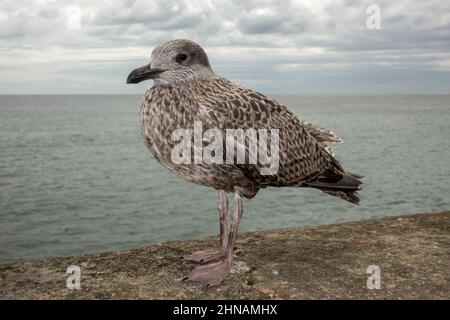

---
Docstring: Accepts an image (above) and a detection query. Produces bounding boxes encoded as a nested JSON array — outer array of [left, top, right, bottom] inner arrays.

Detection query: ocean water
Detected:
[[0, 94, 449, 263]]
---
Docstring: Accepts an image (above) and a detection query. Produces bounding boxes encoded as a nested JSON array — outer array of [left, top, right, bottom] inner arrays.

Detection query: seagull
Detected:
[[127, 39, 362, 287]]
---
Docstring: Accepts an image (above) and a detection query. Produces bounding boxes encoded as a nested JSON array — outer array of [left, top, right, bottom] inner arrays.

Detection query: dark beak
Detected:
[[126, 64, 164, 84]]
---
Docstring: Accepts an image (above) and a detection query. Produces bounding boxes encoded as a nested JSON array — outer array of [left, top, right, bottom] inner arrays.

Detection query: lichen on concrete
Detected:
[[0, 212, 449, 299]]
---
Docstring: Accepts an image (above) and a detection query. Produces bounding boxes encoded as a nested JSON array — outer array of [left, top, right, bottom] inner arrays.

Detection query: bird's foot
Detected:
[[183, 250, 225, 263], [184, 259, 231, 287]]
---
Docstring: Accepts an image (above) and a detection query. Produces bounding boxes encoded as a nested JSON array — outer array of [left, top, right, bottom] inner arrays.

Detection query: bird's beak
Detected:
[[126, 64, 164, 84]]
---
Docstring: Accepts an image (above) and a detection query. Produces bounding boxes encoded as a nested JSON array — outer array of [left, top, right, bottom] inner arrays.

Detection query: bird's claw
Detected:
[[184, 260, 231, 287]]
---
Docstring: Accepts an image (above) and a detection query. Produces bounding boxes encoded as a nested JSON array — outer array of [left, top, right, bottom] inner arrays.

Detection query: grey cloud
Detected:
[[94, 1, 184, 26], [38, 8, 60, 20], [0, 0, 449, 94], [236, 1, 312, 35]]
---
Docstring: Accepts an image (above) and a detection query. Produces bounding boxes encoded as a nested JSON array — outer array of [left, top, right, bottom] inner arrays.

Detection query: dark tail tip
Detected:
[[304, 170, 363, 204], [321, 189, 361, 204]]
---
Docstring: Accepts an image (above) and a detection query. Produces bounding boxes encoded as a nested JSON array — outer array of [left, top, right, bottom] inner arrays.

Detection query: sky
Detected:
[[0, 0, 449, 94]]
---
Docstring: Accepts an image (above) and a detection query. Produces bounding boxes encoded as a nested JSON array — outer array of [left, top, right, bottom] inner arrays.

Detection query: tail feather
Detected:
[[321, 189, 361, 205], [304, 170, 363, 204]]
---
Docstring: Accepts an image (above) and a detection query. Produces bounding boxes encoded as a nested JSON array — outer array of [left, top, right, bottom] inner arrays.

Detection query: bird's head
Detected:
[[127, 39, 213, 85]]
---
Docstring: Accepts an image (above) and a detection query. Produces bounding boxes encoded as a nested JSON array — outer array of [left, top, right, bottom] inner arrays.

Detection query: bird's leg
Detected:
[[183, 190, 229, 263], [185, 192, 243, 287]]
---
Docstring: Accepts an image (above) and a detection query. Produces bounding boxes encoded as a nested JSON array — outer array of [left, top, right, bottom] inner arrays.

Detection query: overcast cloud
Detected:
[[0, 0, 449, 94]]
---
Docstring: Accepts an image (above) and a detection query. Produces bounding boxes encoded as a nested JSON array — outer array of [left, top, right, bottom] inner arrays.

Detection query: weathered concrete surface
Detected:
[[1, 212, 449, 299]]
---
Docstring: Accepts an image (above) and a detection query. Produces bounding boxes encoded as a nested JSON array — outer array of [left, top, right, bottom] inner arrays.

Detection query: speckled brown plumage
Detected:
[[140, 74, 361, 201], [128, 39, 362, 286]]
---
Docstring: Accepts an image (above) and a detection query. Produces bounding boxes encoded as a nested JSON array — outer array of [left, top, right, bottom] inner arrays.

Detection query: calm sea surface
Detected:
[[0, 94, 449, 263]]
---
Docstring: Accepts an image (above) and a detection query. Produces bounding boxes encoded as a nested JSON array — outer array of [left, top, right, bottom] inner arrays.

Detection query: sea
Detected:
[[0, 94, 449, 263]]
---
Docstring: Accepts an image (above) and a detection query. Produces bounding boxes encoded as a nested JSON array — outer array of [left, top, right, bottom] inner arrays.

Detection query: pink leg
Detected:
[[185, 192, 243, 287], [183, 190, 229, 263]]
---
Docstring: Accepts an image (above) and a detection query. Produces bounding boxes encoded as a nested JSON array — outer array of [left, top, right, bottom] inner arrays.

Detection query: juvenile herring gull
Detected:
[[127, 39, 362, 287]]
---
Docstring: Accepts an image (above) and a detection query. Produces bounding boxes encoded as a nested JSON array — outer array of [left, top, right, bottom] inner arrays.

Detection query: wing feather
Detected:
[[195, 78, 345, 188]]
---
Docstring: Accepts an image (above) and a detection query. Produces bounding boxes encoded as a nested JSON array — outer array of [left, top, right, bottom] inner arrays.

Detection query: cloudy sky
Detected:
[[1, 0, 449, 94]]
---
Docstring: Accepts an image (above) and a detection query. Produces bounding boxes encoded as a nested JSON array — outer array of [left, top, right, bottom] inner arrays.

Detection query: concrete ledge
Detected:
[[1, 212, 449, 299]]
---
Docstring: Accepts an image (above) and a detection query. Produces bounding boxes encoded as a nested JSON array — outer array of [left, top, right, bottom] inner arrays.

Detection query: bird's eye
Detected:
[[176, 53, 188, 63]]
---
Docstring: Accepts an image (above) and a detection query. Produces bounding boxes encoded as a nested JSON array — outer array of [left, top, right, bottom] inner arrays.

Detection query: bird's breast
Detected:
[[138, 86, 242, 192], [139, 87, 200, 166]]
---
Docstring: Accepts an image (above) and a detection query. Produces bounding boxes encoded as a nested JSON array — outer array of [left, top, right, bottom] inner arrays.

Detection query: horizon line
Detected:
[[0, 92, 449, 96]]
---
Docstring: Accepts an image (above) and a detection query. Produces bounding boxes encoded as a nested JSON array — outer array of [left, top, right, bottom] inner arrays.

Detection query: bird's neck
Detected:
[[153, 68, 216, 88]]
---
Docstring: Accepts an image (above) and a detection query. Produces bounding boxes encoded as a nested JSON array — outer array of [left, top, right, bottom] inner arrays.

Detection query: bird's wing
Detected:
[[301, 121, 342, 156], [196, 78, 345, 188]]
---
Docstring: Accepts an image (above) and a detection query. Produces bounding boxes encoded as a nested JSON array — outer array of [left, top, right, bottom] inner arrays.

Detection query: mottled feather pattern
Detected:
[[140, 76, 360, 201], [131, 39, 362, 287]]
